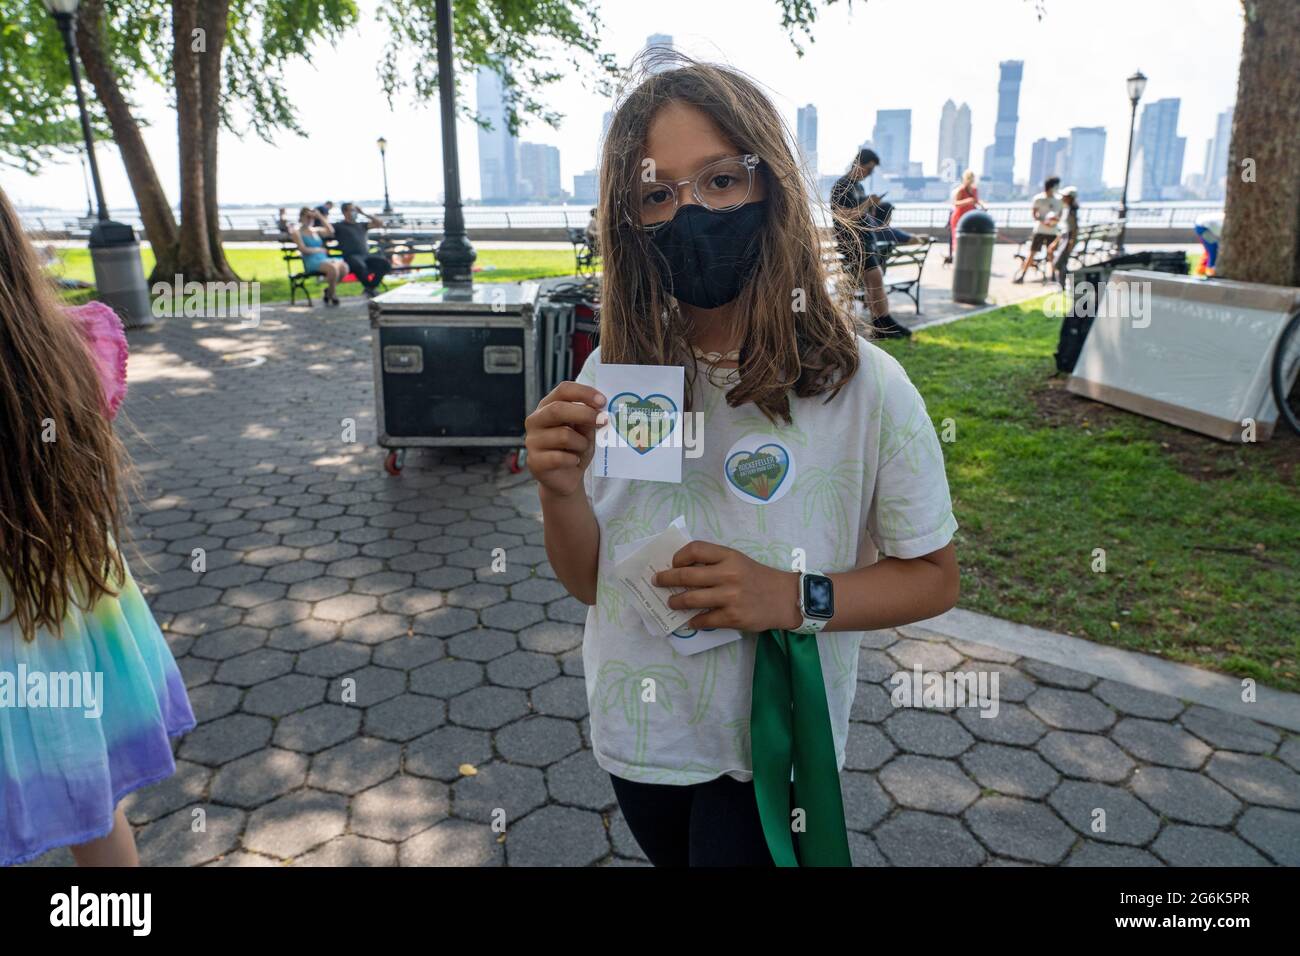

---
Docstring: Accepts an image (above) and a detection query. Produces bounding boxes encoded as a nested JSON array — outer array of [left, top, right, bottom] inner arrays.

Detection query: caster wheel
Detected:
[[384, 449, 405, 476]]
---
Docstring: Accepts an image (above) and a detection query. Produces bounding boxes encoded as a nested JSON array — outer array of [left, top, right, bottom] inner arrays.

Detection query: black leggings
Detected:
[[610, 773, 777, 867]]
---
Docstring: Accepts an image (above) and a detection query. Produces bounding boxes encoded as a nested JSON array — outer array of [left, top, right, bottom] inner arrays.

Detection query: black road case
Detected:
[[369, 281, 542, 474]]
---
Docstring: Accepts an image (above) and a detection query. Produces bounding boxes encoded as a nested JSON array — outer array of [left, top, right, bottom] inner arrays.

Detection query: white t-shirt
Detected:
[[574, 337, 958, 785], [1032, 192, 1064, 235]]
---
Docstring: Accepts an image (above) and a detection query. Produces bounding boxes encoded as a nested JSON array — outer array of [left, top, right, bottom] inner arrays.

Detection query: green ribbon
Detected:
[[751, 629, 852, 867]]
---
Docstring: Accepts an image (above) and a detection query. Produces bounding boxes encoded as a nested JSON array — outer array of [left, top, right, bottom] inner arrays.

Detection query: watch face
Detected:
[[803, 574, 834, 619]]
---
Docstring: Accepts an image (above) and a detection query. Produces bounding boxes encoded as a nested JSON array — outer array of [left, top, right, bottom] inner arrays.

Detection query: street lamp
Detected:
[[43, 0, 106, 221], [377, 136, 393, 216], [40, 0, 152, 327], [433, 0, 476, 285], [1117, 69, 1147, 253]]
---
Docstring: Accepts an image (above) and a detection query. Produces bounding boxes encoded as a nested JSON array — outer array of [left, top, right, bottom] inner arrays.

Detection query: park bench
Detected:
[[1015, 220, 1124, 282], [875, 236, 935, 314], [820, 233, 936, 315], [567, 227, 597, 278], [273, 227, 440, 306]]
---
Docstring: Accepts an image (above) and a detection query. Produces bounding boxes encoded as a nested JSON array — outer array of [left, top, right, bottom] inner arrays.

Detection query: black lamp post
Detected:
[[80, 152, 94, 219], [45, 0, 106, 221], [1117, 69, 1147, 254], [433, 0, 476, 285], [377, 137, 394, 215], [41, 0, 152, 327]]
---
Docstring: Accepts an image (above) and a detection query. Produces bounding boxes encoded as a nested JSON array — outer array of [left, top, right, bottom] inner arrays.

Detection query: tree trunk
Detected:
[[198, 0, 237, 281], [76, 0, 180, 283], [1218, 0, 1300, 287], [172, 0, 216, 280]]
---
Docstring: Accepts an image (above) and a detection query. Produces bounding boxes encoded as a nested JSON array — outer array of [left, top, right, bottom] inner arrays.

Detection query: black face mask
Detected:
[[649, 201, 766, 309]]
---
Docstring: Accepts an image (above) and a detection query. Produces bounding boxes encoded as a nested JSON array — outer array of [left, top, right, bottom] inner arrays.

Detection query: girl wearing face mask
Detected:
[[524, 53, 960, 867]]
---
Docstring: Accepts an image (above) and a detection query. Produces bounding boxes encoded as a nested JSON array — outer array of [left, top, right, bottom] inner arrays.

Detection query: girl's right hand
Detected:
[[525, 382, 607, 497]]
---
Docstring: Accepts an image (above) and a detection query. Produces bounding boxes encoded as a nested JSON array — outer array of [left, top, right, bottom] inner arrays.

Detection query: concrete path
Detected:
[[23, 290, 1298, 867]]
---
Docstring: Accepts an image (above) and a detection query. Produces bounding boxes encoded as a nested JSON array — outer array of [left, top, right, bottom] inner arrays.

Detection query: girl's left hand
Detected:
[[655, 541, 801, 632]]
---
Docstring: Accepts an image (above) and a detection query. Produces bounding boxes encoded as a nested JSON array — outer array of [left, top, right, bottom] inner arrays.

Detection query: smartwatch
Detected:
[[794, 570, 834, 634]]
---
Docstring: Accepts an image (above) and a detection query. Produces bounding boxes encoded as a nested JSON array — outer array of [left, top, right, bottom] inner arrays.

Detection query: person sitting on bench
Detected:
[[291, 207, 347, 306], [585, 207, 600, 256], [1013, 176, 1063, 284], [831, 148, 910, 339], [333, 202, 391, 297]]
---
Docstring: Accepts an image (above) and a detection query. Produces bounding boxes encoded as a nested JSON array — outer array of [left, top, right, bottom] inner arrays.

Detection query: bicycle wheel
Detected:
[[1272, 308, 1300, 436]]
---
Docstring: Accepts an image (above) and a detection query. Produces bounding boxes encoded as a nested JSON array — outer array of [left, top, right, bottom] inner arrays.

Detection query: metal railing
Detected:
[[22, 202, 1221, 236]]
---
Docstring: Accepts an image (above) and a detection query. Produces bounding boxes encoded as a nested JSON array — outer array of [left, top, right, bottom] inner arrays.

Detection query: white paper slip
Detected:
[[593, 363, 684, 483], [610, 518, 745, 656]]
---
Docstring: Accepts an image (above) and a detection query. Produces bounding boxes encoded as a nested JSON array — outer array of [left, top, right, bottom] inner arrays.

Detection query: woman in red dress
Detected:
[[945, 169, 983, 264]]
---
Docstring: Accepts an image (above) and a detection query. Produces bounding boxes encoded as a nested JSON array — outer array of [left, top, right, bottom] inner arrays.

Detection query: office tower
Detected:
[[1136, 97, 1186, 200], [985, 61, 1023, 185], [644, 33, 674, 72], [937, 100, 971, 182], [1201, 107, 1234, 200], [871, 109, 912, 176], [1028, 137, 1069, 187], [476, 66, 519, 202], [797, 104, 819, 180], [1066, 126, 1107, 194], [573, 170, 598, 204], [518, 142, 562, 200]]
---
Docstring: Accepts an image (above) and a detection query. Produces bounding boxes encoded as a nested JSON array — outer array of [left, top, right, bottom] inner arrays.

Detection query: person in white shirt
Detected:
[[1013, 176, 1063, 283]]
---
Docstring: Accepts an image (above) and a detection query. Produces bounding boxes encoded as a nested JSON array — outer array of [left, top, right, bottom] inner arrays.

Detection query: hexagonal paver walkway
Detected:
[[22, 298, 1300, 867]]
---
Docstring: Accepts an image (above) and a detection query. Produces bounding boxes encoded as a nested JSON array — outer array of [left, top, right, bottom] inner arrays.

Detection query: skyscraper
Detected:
[[796, 104, 818, 181], [985, 61, 1023, 185], [476, 66, 519, 202], [871, 109, 912, 176], [1136, 97, 1186, 200], [1201, 107, 1234, 200], [1029, 137, 1069, 187], [518, 142, 562, 200], [573, 170, 598, 204], [937, 100, 971, 183], [1067, 126, 1107, 195], [645, 33, 674, 71]]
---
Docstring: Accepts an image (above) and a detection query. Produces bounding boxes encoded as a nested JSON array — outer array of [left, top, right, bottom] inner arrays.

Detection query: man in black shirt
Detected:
[[831, 148, 910, 338], [333, 203, 391, 296]]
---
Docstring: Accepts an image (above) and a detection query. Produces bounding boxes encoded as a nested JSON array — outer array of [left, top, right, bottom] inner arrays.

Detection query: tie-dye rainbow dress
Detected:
[[0, 560, 194, 865]]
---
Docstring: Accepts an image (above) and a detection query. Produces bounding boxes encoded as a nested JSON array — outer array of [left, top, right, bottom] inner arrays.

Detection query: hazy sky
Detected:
[[3, 0, 1244, 210]]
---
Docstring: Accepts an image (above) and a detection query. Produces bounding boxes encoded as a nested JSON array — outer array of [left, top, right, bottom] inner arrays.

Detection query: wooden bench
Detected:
[[567, 227, 598, 278], [277, 229, 440, 305], [1067, 221, 1122, 269], [1016, 220, 1123, 282], [820, 234, 935, 315], [876, 236, 934, 314]]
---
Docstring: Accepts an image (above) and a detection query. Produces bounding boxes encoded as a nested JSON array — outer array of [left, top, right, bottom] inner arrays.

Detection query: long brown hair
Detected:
[[0, 184, 128, 640], [597, 51, 860, 422]]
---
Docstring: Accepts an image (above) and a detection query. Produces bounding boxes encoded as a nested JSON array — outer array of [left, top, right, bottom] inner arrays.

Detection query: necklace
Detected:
[[692, 347, 741, 364]]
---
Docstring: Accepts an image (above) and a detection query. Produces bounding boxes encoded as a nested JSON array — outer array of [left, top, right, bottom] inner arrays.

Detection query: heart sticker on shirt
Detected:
[[723, 436, 796, 504], [607, 392, 679, 455]]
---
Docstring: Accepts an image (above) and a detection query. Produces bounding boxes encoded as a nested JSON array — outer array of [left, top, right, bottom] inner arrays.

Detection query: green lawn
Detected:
[[52, 245, 585, 306], [876, 296, 1300, 691]]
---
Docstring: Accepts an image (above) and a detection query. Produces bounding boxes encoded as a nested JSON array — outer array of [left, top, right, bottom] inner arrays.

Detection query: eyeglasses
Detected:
[[633, 154, 761, 230]]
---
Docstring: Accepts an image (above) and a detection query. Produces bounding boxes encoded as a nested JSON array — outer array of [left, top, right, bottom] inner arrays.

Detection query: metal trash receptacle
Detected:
[[88, 220, 153, 328], [369, 280, 541, 475], [952, 210, 996, 305]]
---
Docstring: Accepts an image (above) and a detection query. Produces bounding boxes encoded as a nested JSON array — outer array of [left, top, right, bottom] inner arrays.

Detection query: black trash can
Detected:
[[88, 220, 153, 329], [952, 210, 997, 305], [1054, 250, 1189, 372]]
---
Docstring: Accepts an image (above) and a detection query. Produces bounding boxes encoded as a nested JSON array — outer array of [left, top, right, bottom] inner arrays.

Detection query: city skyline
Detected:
[[1, 0, 1243, 210]]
